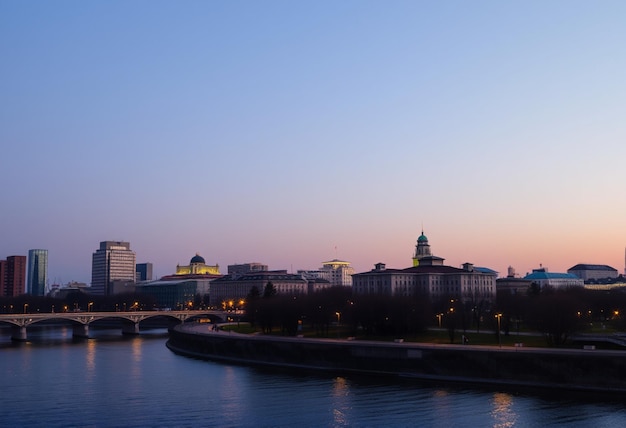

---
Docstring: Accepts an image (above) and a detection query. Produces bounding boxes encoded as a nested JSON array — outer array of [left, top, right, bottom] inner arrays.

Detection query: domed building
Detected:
[[175, 253, 220, 276], [136, 253, 222, 310]]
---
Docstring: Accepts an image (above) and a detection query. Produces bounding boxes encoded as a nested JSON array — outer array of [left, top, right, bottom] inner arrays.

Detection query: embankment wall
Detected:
[[167, 325, 626, 393]]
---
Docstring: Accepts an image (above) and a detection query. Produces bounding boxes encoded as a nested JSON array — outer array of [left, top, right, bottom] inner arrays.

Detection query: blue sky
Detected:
[[1, 1, 625, 284]]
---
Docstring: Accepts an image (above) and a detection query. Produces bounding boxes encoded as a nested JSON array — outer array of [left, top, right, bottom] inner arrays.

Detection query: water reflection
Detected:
[[85, 339, 96, 381], [491, 392, 516, 428], [331, 376, 351, 426]]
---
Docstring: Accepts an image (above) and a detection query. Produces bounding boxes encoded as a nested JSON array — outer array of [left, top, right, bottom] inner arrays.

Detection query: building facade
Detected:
[[353, 259, 497, 303], [135, 262, 153, 282], [523, 267, 584, 289], [567, 264, 618, 282], [227, 263, 268, 275], [1, 255, 27, 297], [174, 254, 220, 276], [210, 270, 309, 308], [27, 249, 48, 296], [91, 241, 136, 296], [353, 231, 497, 303], [318, 259, 355, 287], [136, 279, 212, 310]]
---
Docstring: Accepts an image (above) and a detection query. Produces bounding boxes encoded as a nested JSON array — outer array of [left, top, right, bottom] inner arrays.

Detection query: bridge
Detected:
[[0, 310, 231, 341]]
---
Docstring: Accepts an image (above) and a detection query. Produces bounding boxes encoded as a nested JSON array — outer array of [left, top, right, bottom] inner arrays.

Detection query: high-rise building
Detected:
[[27, 249, 48, 296], [1, 255, 27, 297], [91, 241, 136, 296], [136, 262, 153, 282]]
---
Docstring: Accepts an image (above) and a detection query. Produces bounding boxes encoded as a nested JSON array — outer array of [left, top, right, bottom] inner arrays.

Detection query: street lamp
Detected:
[[336, 312, 341, 338], [436, 313, 443, 328], [495, 313, 502, 347], [88, 302, 93, 312], [24, 303, 29, 314]]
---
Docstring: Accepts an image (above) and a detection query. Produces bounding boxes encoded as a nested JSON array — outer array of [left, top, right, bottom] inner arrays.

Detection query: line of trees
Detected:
[[242, 282, 626, 347], [245, 284, 433, 337]]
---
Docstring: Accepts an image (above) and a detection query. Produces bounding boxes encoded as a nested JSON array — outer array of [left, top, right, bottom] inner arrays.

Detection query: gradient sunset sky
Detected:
[[1, 1, 625, 284]]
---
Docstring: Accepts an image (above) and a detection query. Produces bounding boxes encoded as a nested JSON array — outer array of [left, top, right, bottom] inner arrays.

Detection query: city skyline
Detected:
[[2, 1, 625, 284]]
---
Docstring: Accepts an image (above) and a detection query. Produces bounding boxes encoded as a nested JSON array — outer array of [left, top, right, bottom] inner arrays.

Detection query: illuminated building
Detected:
[[91, 241, 136, 296], [0, 255, 27, 297], [137, 254, 222, 309], [173, 254, 220, 276], [27, 249, 48, 296], [319, 259, 355, 286]]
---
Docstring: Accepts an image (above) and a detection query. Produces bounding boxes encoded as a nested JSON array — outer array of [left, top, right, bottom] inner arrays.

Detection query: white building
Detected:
[[523, 267, 584, 289], [318, 259, 355, 287]]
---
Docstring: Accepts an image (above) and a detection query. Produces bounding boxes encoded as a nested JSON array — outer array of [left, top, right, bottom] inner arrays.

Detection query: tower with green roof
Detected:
[[412, 230, 432, 266]]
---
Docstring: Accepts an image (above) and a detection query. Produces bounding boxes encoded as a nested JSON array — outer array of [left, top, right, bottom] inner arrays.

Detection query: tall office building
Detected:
[[135, 262, 153, 282], [27, 249, 48, 296], [1, 255, 27, 297], [91, 241, 136, 295]]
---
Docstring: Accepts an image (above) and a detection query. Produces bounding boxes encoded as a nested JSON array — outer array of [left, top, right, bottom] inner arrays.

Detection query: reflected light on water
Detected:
[[85, 339, 96, 384], [332, 377, 351, 427], [491, 392, 517, 428]]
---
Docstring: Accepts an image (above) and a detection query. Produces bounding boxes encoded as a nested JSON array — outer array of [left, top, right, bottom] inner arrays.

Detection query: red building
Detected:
[[1, 256, 27, 297]]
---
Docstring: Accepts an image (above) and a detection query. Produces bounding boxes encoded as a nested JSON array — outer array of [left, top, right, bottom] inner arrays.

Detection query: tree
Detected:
[[263, 282, 277, 299]]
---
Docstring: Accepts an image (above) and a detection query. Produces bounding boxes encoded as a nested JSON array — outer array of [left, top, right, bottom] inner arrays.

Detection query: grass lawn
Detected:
[[219, 323, 551, 347]]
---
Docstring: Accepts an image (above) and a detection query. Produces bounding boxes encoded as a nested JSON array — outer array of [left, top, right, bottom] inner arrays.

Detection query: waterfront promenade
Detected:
[[168, 323, 626, 394]]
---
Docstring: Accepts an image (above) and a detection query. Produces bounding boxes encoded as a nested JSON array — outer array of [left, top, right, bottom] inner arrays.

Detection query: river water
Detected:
[[1, 326, 625, 427]]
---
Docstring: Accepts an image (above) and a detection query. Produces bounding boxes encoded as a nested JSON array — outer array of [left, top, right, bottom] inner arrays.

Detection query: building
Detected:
[[91, 241, 136, 296], [412, 230, 432, 266], [1, 255, 27, 297], [136, 262, 153, 282], [523, 267, 584, 289], [173, 254, 220, 276], [27, 249, 48, 296], [228, 263, 268, 275], [496, 266, 533, 295], [567, 264, 618, 282], [353, 259, 497, 303], [137, 279, 211, 310], [210, 270, 309, 308], [353, 231, 497, 303], [318, 259, 355, 287], [137, 254, 222, 308]]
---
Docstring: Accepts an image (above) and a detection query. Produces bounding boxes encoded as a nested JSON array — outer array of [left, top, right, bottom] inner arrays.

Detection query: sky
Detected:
[[1, 0, 625, 284]]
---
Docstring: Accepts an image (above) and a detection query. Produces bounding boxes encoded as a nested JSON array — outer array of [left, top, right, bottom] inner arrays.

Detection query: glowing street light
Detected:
[[23, 303, 29, 314], [495, 313, 502, 348]]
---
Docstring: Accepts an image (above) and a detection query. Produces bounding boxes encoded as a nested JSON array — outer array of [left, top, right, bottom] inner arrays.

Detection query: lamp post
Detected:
[[436, 313, 443, 328], [24, 303, 29, 314], [336, 312, 341, 338], [495, 313, 502, 348]]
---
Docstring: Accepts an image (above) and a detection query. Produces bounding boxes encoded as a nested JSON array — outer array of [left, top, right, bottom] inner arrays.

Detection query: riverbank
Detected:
[[167, 324, 626, 394]]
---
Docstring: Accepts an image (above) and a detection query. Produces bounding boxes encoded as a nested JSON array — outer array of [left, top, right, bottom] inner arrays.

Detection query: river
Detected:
[[1, 326, 625, 427]]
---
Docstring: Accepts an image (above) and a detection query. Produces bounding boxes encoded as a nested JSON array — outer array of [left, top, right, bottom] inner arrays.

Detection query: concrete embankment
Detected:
[[167, 324, 626, 393]]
